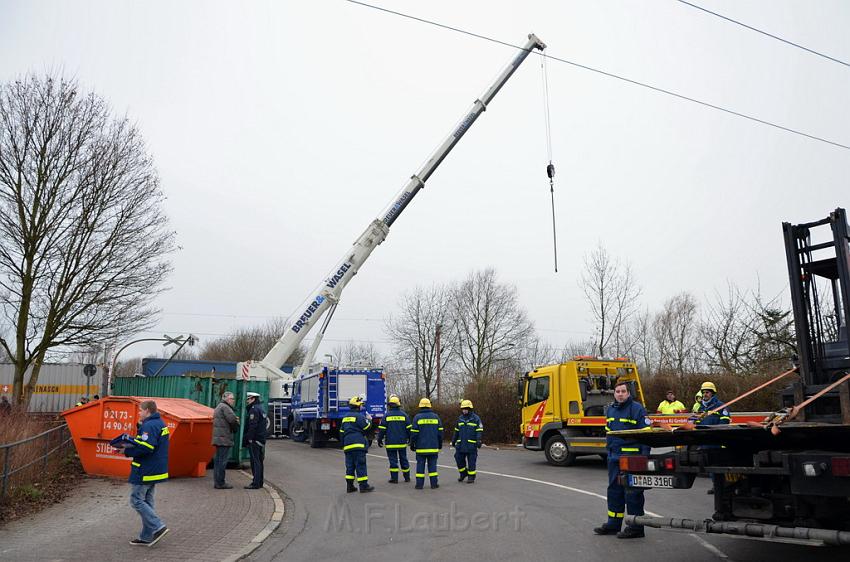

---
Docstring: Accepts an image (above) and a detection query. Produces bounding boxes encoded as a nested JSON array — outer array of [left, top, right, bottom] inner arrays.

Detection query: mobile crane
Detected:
[[237, 34, 547, 401]]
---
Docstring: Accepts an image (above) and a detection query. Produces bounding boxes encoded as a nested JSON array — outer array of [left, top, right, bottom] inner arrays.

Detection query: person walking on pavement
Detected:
[[453, 399, 483, 483], [692, 381, 730, 495], [376, 394, 411, 483], [593, 380, 651, 539], [212, 391, 240, 489], [242, 392, 267, 489], [410, 397, 443, 490], [341, 395, 375, 493], [118, 400, 170, 547]]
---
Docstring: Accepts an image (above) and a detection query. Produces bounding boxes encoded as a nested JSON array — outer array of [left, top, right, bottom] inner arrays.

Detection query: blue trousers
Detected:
[[415, 453, 438, 488], [606, 457, 645, 530], [454, 449, 478, 480], [130, 483, 164, 542], [386, 447, 410, 481], [345, 449, 369, 487]]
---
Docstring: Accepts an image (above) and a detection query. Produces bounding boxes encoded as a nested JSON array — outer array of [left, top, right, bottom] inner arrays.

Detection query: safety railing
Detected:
[[0, 423, 73, 502]]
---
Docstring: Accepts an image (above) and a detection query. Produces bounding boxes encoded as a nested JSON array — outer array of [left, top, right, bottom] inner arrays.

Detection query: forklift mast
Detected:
[[782, 207, 850, 421]]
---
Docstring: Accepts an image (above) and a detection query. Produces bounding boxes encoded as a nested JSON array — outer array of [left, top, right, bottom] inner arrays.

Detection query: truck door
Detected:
[[522, 373, 552, 439]]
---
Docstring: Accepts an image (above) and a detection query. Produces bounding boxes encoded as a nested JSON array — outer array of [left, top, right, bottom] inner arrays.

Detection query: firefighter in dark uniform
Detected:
[[377, 394, 411, 483], [242, 391, 267, 489], [593, 380, 650, 539], [453, 399, 483, 483], [693, 381, 730, 495], [410, 397, 443, 489], [341, 395, 374, 493]]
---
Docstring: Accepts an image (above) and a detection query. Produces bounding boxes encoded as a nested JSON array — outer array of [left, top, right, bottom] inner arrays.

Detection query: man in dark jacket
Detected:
[[410, 398, 443, 490], [120, 400, 170, 546], [377, 394, 411, 483], [242, 392, 267, 489], [342, 395, 375, 492], [593, 381, 650, 539], [693, 381, 730, 495], [453, 399, 483, 483], [212, 391, 240, 489]]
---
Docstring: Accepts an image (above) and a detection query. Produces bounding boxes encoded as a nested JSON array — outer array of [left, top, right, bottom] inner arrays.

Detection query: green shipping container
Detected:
[[112, 376, 270, 465]]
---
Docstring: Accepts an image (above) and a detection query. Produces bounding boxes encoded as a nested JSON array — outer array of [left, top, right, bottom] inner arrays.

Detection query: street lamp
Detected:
[[107, 333, 198, 394]]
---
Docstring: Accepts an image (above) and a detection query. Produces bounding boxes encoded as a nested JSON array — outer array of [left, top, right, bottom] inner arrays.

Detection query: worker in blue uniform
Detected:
[[377, 394, 411, 483], [453, 399, 483, 483], [341, 395, 374, 493], [242, 391, 267, 489], [693, 381, 730, 495], [119, 399, 170, 547], [410, 397, 443, 489], [593, 380, 651, 539]]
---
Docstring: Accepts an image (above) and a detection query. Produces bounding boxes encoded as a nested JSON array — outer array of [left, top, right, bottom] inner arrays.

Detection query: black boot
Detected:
[[593, 525, 619, 535], [346, 480, 357, 493], [466, 477, 475, 484], [458, 473, 467, 482], [359, 483, 375, 493], [616, 526, 645, 539]]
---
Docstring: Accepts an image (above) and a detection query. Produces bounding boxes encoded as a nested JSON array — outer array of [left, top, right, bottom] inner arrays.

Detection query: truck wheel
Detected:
[[544, 434, 576, 467], [308, 422, 324, 448]]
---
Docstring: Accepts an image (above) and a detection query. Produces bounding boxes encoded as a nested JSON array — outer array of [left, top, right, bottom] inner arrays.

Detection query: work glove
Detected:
[[410, 443, 416, 452], [377, 440, 384, 448], [477, 442, 482, 449]]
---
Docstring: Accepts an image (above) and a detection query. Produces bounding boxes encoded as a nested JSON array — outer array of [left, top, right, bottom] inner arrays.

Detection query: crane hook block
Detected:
[[546, 162, 555, 179]]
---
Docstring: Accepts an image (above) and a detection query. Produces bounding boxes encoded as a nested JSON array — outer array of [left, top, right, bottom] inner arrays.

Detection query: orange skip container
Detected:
[[63, 396, 215, 479]]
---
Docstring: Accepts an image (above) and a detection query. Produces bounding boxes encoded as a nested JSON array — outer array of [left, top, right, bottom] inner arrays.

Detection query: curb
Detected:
[[221, 471, 285, 562]]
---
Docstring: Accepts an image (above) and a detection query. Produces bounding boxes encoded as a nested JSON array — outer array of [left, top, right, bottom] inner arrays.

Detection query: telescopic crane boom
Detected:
[[242, 34, 546, 393]]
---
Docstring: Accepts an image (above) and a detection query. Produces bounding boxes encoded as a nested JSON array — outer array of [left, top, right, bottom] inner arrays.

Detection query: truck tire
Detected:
[[544, 434, 577, 467], [308, 422, 324, 448]]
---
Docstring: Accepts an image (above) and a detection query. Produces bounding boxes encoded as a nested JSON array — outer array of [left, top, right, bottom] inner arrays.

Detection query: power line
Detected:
[[676, 0, 850, 68], [345, 0, 850, 151]]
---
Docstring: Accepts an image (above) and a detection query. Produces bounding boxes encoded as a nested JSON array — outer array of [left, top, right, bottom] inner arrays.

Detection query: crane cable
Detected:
[[541, 50, 558, 273]]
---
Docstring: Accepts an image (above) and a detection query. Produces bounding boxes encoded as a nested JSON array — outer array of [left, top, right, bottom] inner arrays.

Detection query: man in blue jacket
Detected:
[[377, 394, 411, 483], [410, 398, 443, 489], [453, 399, 483, 483], [242, 392, 268, 489], [120, 400, 170, 547], [593, 381, 650, 539], [694, 381, 730, 495], [342, 395, 375, 493]]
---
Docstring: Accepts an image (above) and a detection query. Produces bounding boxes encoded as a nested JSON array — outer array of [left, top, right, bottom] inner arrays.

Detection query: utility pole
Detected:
[[415, 349, 420, 397], [436, 324, 442, 403]]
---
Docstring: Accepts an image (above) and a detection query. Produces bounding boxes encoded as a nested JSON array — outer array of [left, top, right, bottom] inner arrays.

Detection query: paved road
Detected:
[[250, 440, 846, 562]]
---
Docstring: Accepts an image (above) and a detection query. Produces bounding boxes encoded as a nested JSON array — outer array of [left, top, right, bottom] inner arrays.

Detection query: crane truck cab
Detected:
[[520, 358, 644, 466]]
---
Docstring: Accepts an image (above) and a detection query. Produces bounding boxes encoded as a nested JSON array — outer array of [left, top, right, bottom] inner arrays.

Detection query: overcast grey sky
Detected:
[[2, 0, 848, 363]]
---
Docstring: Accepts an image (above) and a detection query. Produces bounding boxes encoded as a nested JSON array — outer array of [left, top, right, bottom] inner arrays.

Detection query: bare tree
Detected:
[[701, 282, 755, 374], [331, 340, 382, 366], [627, 308, 656, 376], [581, 244, 641, 358], [0, 74, 176, 406], [199, 317, 306, 366], [385, 284, 454, 399], [653, 292, 701, 379], [450, 268, 535, 388]]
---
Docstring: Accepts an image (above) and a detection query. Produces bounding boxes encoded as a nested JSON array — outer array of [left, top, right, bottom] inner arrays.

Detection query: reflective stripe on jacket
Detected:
[[341, 410, 371, 451], [124, 412, 170, 485], [377, 406, 410, 448], [410, 408, 442, 455], [604, 397, 650, 459], [453, 412, 482, 453]]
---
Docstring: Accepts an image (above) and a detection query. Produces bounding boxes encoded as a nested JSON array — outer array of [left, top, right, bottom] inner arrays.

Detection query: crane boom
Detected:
[[245, 33, 546, 389]]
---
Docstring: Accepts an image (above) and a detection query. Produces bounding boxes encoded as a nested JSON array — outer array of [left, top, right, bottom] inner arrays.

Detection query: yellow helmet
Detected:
[[460, 399, 473, 409], [700, 382, 717, 393], [388, 395, 401, 406], [418, 397, 432, 408], [349, 395, 364, 407]]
